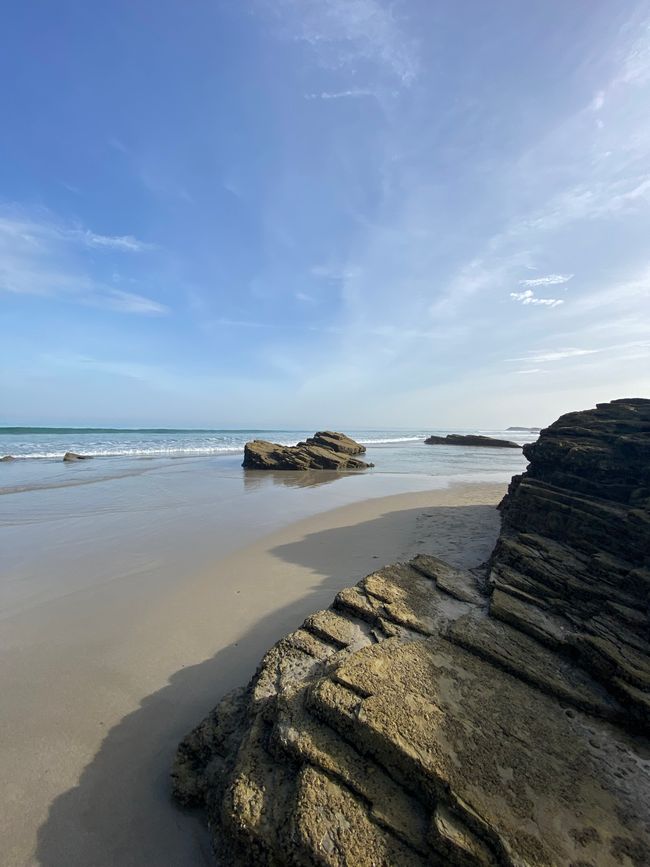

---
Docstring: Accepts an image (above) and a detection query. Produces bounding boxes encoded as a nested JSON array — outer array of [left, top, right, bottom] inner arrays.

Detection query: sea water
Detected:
[[0, 427, 532, 494]]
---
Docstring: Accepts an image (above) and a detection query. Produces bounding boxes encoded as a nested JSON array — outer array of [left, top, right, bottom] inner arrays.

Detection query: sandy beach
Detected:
[[1, 479, 505, 867]]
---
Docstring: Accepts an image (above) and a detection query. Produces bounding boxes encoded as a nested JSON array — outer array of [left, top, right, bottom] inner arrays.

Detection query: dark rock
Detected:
[[490, 397, 650, 729], [1, 455, 16, 462], [62, 451, 93, 462], [174, 398, 650, 865], [242, 431, 372, 471], [424, 434, 521, 448]]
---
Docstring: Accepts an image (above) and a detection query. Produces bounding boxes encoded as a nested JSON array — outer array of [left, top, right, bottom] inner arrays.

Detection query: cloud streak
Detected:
[[510, 289, 564, 308], [519, 274, 573, 288], [75, 230, 153, 252], [0, 208, 166, 315], [305, 88, 375, 100]]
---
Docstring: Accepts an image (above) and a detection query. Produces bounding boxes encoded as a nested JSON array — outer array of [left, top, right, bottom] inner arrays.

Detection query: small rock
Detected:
[[62, 451, 93, 462]]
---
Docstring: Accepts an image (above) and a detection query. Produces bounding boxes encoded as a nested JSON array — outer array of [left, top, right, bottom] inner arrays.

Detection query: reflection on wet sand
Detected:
[[242, 468, 361, 491]]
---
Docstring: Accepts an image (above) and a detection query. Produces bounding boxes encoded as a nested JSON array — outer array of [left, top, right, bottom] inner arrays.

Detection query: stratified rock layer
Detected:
[[175, 399, 650, 866], [424, 434, 521, 448], [490, 397, 650, 730], [242, 431, 372, 471]]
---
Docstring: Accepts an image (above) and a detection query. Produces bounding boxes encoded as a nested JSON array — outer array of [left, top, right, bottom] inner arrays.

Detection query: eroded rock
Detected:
[[62, 451, 93, 462], [490, 397, 650, 729], [242, 431, 372, 471]]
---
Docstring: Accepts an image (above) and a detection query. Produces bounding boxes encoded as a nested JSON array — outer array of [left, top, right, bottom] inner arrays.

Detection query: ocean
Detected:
[[0, 427, 532, 494]]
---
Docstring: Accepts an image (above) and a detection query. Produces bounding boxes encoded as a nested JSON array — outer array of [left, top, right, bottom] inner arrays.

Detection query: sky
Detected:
[[1, 0, 649, 429]]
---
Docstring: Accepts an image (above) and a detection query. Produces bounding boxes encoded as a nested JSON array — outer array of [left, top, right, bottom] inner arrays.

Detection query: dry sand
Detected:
[[1, 481, 505, 867]]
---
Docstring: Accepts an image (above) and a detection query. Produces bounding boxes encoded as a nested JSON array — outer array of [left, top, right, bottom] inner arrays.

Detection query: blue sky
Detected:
[[1, 1, 649, 428]]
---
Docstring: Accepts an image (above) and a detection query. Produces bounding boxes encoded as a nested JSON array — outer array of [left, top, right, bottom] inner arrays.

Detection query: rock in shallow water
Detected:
[[424, 434, 521, 448], [175, 400, 650, 866], [62, 451, 93, 461], [242, 431, 373, 470]]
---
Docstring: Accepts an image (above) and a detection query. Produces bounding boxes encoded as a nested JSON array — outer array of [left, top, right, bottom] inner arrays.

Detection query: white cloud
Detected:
[[99, 290, 168, 315], [514, 347, 601, 363], [619, 20, 650, 85], [509, 289, 564, 308], [519, 273, 573, 287], [264, 0, 418, 85], [310, 264, 359, 280], [305, 88, 375, 100], [295, 291, 316, 303], [75, 230, 153, 252], [591, 90, 605, 111], [0, 208, 165, 315], [509, 342, 650, 365]]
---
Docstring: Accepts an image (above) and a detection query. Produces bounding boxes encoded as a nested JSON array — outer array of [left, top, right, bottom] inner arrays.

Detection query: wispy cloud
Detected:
[[509, 341, 650, 365], [75, 230, 153, 252], [264, 0, 418, 85], [108, 136, 129, 154], [0, 207, 165, 315], [519, 273, 573, 288], [305, 88, 375, 100], [510, 289, 564, 308], [295, 291, 316, 303], [99, 290, 168, 315], [310, 264, 359, 280], [512, 347, 600, 363], [590, 90, 605, 112]]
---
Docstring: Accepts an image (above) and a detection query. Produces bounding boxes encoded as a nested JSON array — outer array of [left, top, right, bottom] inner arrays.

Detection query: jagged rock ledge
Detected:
[[242, 431, 373, 471], [425, 434, 521, 448], [175, 400, 650, 866]]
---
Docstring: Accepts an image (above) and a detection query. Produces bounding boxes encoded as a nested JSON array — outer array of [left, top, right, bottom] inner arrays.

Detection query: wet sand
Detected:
[[1, 480, 505, 866]]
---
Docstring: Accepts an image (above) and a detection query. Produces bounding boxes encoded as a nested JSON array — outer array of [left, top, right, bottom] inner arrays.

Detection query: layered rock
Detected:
[[242, 431, 372, 471], [425, 434, 521, 448], [489, 397, 650, 729], [175, 399, 650, 866]]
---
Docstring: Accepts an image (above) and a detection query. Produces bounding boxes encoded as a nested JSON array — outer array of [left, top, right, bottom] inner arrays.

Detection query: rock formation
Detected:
[[242, 431, 372, 471], [62, 451, 93, 461], [490, 397, 650, 730], [1, 455, 16, 462], [425, 434, 521, 448], [175, 399, 650, 866]]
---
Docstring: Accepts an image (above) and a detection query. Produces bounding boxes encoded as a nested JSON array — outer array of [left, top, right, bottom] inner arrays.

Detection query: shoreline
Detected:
[[2, 480, 505, 867]]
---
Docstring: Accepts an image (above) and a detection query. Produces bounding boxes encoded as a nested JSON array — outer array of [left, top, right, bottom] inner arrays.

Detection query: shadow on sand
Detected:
[[35, 503, 498, 867]]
